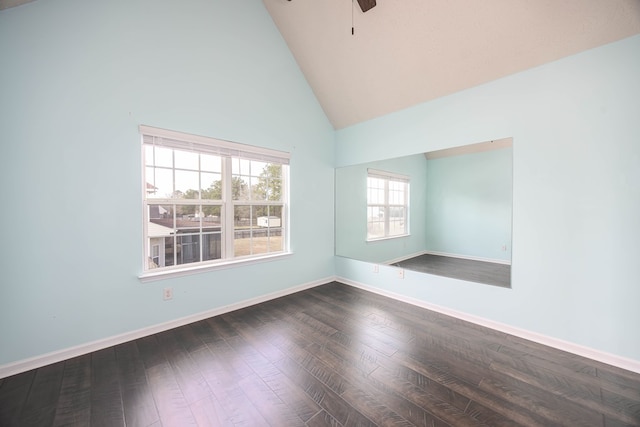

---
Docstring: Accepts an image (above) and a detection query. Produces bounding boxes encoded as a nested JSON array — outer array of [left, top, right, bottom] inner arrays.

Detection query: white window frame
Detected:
[[366, 168, 410, 241], [139, 125, 290, 281]]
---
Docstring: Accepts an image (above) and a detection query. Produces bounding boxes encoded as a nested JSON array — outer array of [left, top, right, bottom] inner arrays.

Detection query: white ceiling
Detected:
[[264, 0, 640, 129], [3, 0, 639, 129]]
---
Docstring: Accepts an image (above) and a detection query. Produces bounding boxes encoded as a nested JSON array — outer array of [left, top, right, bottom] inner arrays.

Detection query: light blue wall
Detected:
[[425, 147, 512, 262], [2, 1, 639, 370], [335, 35, 640, 362], [0, 0, 334, 366], [335, 154, 428, 263]]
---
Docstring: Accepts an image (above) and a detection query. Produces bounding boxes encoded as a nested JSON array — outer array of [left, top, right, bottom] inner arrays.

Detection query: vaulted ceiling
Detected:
[[264, 0, 640, 128], [3, 0, 640, 129]]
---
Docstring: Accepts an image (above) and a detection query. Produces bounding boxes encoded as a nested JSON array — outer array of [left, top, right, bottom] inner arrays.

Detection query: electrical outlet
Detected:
[[501, 245, 507, 251], [373, 264, 379, 273], [397, 268, 404, 279], [163, 287, 173, 300]]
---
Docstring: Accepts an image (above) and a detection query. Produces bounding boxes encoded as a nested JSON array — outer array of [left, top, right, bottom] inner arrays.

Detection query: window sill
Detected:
[[138, 252, 293, 283], [367, 234, 410, 243]]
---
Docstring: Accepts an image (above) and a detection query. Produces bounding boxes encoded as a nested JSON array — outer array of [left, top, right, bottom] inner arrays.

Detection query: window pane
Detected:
[[174, 170, 199, 198], [367, 222, 385, 239], [251, 160, 267, 175], [163, 236, 175, 267], [144, 146, 154, 166], [269, 232, 284, 252], [234, 230, 251, 257], [201, 173, 221, 200], [201, 154, 221, 173], [175, 205, 200, 230], [202, 232, 222, 261], [256, 208, 282, 228], [147, 167, 173, 199], [177, 234, 200, 265], [249, 176, 261, 200], [367, 177, 385, 204], [148, 204, 174, 232], [367, 206, 385, 239], [389, 190, 400, 204], [232, 158, 251, 175], [251, 229, 268, 255], [252, 175, 281, 201], [174, 149, 199, 170], [205, 212, 222, 260], [155, 146, 173, 168], [147, 235, 174, 269], [270, 205, 283, 219], [389, 207, 406, 236], [145, 167, 157, 196], [389, 181, 405, 204], [147, 239, 163, 269], [367, 187, 376, 204], [234, 205, 252, 257], [234, 205, 252, 227], [268, 178, 282, 201], [232, 177, 251, 200], [260, 206, 283, 253], [367, 206, 384, 221], [264, 163, 282, 179], [233, 201, 285, 256], [202, 205, 221, 222]]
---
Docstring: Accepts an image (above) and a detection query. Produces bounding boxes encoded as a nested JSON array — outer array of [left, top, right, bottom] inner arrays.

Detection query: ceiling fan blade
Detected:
[[357, 0, 376, 13]]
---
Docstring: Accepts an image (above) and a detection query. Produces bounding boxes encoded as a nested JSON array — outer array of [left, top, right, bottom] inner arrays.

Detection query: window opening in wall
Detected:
[[141, 125, 289, 274], [367, 169, 409, 241]]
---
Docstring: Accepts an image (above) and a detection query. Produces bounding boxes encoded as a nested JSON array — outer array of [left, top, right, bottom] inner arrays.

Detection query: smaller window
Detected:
[[367, 169, 409, 240]]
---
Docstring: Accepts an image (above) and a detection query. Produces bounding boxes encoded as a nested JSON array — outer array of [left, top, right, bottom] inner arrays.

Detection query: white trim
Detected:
[[0, 276, 334, 379], [6, 275, 638, 378], [367, 168, 410, 182], [366, 234, 410, 244], [384, 250, 428, 265], [140, 124, 290, 163], [139, 252, 293, 283], [141, 126, 291, 275], [336, 277, 640, 375], [424, 250, 511, 265]]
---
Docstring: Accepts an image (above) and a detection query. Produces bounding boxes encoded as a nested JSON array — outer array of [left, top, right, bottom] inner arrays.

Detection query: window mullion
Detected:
[[222, 157, 234, 258], [198, 204, 203, 264], [282, 166, 289, 250], [172, 203, 177, 267], [384, 180, 390, 237]]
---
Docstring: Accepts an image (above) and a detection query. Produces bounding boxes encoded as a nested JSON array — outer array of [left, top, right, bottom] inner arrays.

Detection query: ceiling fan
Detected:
[[286, 0, 376, 13]]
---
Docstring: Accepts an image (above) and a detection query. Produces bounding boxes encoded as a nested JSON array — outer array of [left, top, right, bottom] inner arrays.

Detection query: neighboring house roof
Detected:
[[148, 217, 221, 236], [148, 221, 174, 237]]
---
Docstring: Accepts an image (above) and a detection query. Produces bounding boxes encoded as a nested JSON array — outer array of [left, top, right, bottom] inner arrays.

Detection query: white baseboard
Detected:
[[5, 275, 638, 378], [0, 276, 334, 379], [337, 276, 640, 375], [384, 251, 428, 265], [424, 250, 511, 265]]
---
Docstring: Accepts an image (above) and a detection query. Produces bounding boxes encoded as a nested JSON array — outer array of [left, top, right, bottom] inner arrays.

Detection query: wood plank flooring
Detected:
[[393, 254, 511, 288], [1, 281, 639, 426]]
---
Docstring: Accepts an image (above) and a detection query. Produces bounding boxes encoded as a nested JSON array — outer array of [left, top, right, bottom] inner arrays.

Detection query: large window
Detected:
[[367, 169, 409, 240], [141, 125, 289, 274]]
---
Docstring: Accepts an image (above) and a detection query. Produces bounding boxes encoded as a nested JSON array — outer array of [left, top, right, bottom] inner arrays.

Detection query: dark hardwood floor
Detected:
[[1, 281, 639, 426], [393, 254, 511, 288]]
